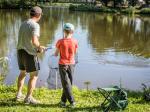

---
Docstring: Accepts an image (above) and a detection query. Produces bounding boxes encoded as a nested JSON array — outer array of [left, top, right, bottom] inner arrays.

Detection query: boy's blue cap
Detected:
[[63, 23, 74, 31]]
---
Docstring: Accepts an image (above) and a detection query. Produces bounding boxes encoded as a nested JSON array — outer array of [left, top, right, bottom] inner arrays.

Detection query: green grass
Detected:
[[0, 85, 150, 112]]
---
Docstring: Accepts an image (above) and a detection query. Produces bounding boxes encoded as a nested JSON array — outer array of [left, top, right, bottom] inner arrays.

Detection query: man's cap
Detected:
[[30, 6, 42, 15], [63, 23, 74, 31]]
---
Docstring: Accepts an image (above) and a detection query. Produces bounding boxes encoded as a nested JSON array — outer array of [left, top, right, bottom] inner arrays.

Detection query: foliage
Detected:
[[0, 0, 36, 8], [0, 57, 8, 83], [0, 85, 150, 112], [128, 0, 137, 7], [69, 4, 118, 13], [140, 8, 150, 14], [121, 6, 136, 14]]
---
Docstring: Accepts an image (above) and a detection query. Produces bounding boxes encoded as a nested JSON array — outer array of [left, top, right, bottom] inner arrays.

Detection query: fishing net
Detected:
[[47, 55, 62, 89]]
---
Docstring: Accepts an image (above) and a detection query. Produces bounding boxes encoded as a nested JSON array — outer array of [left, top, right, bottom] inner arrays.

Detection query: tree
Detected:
[[101, 0, 109, 6], [145, 0, 150, 6], [128, 0, 137, 6], [113, 0, 123, 8]]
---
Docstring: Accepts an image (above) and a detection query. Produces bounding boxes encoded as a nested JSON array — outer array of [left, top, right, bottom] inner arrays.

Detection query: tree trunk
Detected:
[[114, 0, 117, 8], [105, 0, 108, 7], [145, 0, 149, 6]]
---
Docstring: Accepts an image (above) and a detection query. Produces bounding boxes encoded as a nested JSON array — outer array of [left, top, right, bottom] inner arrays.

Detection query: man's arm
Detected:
[[32, 36, 45, 53], [32, 36, 40, 47]]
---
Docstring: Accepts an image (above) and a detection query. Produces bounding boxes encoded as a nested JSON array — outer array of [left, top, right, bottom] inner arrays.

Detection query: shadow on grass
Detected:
[[131, 99, 150, 104], [0, 98, 103, 111], [0, 98, 59, 108], [66, 106, 102, 112]]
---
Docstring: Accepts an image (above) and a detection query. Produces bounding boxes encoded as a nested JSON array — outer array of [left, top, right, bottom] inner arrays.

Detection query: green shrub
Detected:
[[69, 4, 117, 13], [140, 8, 150, 14], [121, 6, 136, 14], [0, 0, 35, 9]]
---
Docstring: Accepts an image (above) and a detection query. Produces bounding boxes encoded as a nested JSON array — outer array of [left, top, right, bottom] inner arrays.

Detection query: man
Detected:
[[16, 6, 45, 104]]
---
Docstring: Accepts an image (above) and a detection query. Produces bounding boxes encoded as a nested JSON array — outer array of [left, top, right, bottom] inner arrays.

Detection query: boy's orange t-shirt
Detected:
[[56, 38, 78, 65]]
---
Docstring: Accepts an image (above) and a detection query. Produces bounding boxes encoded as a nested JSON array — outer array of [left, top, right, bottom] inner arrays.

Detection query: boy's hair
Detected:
[[64, 29, 73, 35]]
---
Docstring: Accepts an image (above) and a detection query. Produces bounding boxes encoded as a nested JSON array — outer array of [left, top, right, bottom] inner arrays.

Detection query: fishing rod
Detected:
[[36, 45, 55, 53], [45, 45, 55, 51]]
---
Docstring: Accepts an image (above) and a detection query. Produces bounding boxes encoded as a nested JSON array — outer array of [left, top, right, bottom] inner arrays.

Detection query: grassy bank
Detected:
[[0, 85, 150, 112], [69, 4, 150, 14]]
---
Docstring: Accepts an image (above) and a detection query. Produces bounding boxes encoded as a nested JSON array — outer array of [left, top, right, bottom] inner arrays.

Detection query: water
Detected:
[[0, 8, 150, 90]]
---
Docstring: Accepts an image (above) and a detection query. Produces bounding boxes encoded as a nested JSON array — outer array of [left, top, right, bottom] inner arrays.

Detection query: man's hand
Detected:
[[32, 36, 46, 53], [37, 46, 46, 53]]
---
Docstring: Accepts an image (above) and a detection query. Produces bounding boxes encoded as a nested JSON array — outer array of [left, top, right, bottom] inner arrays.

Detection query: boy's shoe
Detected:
[[24, 96, 40, 104], [69, 102, 76, 108], [15, 93, 25, 101], [59, 101, 66, 107]]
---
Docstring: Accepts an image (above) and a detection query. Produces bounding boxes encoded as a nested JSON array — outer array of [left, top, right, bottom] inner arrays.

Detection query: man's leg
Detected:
[[26, 71, 38, 98], [24, 71, 40, 104], [16, 70, 26, 99]]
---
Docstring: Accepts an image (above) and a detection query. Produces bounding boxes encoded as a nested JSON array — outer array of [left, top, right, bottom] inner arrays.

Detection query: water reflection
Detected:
[[88, 14, 150, 58], [0, 8, 149, 90]]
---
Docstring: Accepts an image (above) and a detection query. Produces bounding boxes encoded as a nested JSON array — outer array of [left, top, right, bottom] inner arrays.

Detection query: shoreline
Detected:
[[0, 3, 149, 15], [69, 4, 150, 15]]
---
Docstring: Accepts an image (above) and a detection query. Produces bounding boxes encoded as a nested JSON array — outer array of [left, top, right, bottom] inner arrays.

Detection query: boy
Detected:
[[54, 23, 78, 107]]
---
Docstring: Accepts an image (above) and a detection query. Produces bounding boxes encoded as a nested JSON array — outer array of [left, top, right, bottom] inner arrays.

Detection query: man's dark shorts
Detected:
[[17, 49, 40, 73]]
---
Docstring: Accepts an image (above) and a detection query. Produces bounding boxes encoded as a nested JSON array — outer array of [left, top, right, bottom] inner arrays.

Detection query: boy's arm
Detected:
[[54, 40, 60, 56], [75, 40, 78, 54], [75, 48, 78, 54], [54, 48, 59, 56]]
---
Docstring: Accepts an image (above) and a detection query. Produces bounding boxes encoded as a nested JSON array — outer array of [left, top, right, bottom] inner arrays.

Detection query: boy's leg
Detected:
[[67, 64, 75, 105], [59, 65, 67, 103], [59, 65, 74, 104], [61, 90, 67, 104], [67, 65, 75, 85]]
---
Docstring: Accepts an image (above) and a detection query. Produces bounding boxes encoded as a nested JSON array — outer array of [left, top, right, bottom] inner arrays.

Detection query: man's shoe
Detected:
[[70, 102, 76, 108], [60, 101, 66, 107], [24, 96, 40, 104], [15, 93, 25, 101]]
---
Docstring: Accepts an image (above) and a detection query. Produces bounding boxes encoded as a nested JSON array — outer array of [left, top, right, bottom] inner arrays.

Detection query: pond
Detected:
[[0, 8, 150, 90]]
